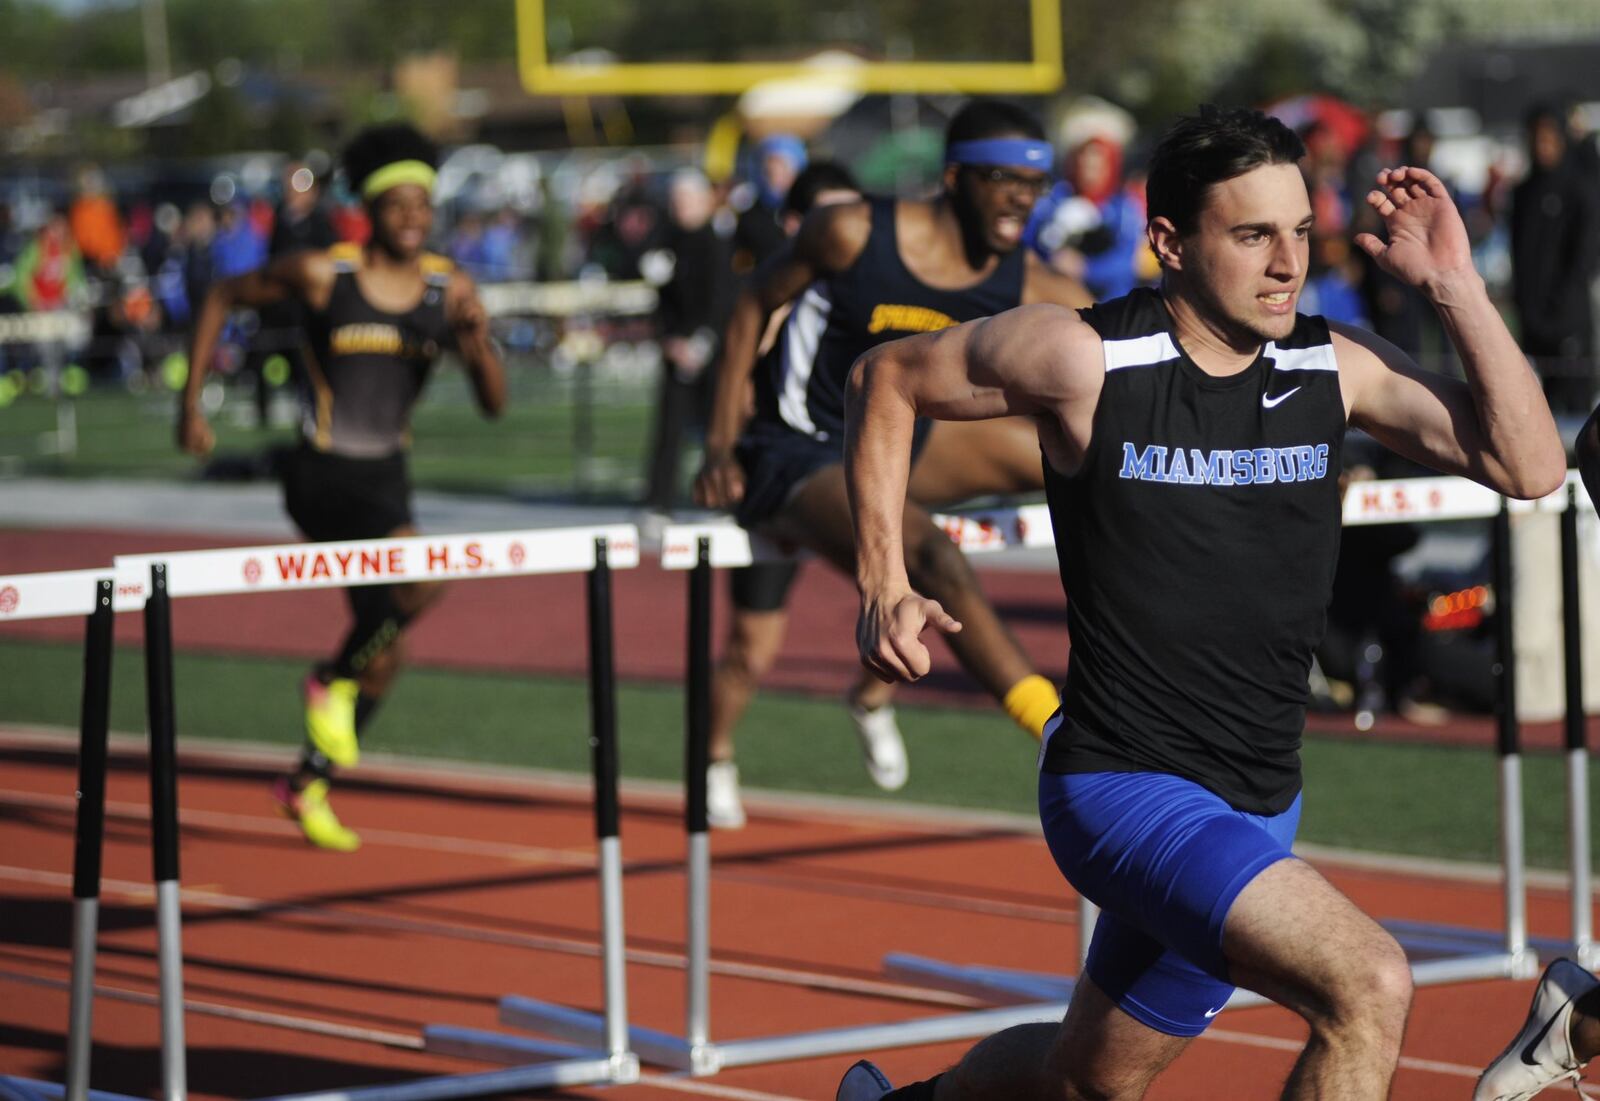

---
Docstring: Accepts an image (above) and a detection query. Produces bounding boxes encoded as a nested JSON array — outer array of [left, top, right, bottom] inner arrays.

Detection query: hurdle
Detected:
[[438, 523, 1075, 1075], [0, 569, 114, 1101], [96, 525, 642, 1100]]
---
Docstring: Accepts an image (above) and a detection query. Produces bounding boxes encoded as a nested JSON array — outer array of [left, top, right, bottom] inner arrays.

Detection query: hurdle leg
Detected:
[[1493, 506, 1537, 978], [684, 538, 714, 1071], [586, 538, 633, 1074], [1561, 484, 1595, 968], [143, 564, 188, 1101], [65, 580, 114, 1101]]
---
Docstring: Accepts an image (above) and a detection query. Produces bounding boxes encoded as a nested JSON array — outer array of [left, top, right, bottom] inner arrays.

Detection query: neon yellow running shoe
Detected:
[[273, 777, 361, 852], [304, 675, 360, 767]]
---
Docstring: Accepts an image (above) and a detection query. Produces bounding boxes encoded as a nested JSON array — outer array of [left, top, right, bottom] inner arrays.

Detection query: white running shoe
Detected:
[[836, 1059, 893, 1100], [1476, 958, 1600, 1100], [848, 702, 909, 791], [705, 760, 747, 830]]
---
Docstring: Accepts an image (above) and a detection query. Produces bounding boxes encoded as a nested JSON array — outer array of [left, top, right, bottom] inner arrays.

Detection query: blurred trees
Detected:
[[3, 0, 1600, 156]]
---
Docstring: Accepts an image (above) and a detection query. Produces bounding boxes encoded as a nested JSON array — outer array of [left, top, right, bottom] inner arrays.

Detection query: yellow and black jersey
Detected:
[[299, 245, 455, 457]]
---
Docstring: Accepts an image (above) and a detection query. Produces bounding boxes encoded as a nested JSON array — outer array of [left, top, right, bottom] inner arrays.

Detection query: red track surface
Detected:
[[1, 730, 1597, 1100]]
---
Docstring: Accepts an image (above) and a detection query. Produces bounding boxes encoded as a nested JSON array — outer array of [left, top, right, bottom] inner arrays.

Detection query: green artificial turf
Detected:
[[0, 369, 657, 498], [1, 637, 1593, 871]]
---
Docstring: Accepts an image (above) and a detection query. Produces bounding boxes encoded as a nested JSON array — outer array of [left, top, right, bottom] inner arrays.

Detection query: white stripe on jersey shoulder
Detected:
[[1266, 341, 1338, 372], [1101, 332, 1179, 371], [776, 282, 833, 439]]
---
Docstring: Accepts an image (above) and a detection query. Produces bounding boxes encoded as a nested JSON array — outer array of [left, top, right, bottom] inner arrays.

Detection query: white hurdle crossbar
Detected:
[[103, 525, 643, 1100]]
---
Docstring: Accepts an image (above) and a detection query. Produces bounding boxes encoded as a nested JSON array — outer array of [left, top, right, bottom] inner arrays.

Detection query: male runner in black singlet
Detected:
[[695, 100, 1088, 800], [178, 124, 505, 851], [839, 107, 1564, 1100]]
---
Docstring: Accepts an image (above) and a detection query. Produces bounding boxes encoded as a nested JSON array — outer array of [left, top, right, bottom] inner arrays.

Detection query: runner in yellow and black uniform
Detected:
[[179, 124, 506, 851]]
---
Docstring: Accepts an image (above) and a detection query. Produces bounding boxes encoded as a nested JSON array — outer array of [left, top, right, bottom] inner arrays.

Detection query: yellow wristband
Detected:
[[1003, 674, 1059, 740]]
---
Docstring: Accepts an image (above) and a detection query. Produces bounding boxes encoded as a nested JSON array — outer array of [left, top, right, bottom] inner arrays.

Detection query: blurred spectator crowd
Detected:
[[3, 92, 1596, 407]]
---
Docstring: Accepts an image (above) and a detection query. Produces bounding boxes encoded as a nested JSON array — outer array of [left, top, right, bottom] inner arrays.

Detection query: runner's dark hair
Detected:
[[1146, 105, 1305, 234], [945, 98, 1047, 148], [783, 161, 860, 216], [342, 123, 439, 196]]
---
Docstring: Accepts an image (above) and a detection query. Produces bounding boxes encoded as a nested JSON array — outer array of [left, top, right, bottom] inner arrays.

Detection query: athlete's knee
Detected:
[[1312, 931, 1412, 1041], [720, 634, 777, 681], [904, 528, 978, 598]]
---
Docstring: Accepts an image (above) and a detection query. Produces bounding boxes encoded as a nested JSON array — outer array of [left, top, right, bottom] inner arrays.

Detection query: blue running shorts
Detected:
[[1038, 767, 1302, 1037]]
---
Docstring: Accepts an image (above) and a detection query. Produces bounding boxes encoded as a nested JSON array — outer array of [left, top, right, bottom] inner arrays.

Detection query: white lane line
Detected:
[[713, 867, 1072, 925], [3, 788, 1068, 925], [0, 789, 596, 867], [4, 959, 806, 1100], [0, 967, 423, 1049], [636, 1073, 805, 1100], [0, 864, 983, 1010], [1202, 1026, 1481, 1079]]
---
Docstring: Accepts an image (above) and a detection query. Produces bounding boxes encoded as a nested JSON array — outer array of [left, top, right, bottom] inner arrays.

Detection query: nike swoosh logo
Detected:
[[1262, 386, 1302, 409], [1521, 999, 1571, 1065], [1204, 1006, 1225, 1018]]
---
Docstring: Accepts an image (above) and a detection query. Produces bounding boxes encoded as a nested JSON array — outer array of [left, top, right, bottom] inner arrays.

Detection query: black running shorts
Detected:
[[282, 444, 413, 543]]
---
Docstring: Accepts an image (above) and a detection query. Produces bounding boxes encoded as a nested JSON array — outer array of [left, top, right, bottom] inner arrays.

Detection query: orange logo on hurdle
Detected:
[[243, 558, 263, 585], [0, 585, 18, 615]]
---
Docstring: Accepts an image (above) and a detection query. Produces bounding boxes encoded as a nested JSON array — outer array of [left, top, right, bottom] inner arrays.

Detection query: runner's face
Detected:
[[1180, 163, 1311, 344], [369, 183, 433, 258], [951, 160, 1048, 254]]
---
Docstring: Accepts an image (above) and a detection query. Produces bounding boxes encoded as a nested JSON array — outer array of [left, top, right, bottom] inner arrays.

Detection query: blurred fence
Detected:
[[0, 280, 666, 500]]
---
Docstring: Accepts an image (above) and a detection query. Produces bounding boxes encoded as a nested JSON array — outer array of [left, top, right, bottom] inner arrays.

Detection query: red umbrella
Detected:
[[1264, 94, 1371, 157]]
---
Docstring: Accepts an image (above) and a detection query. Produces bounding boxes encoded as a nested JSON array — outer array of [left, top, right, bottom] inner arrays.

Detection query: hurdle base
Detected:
[[0, 1078, 142, 1101], [884, 954, 1073, 1006], [263, 1052, 638, 1101], [1384, 919, 1563, 966], [498, 996, 714, 1074], [422, 1025, 596, 1063], [500, 990, 1072, 1073], [887, 948, 1534, 1012], [709, 1001, 1067, 1069]]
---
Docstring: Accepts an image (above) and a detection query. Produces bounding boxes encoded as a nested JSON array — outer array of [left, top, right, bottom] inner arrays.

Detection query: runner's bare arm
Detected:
[[1339, 166, 1564, 499], [845, 304, 1101, 682], [178, 250, 336, 457], [694, 201, 873, 509], [446, 270, 506, 419]]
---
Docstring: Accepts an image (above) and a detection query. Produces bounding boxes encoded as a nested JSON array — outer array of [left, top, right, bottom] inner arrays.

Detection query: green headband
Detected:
[[361, 159, 437, 200]]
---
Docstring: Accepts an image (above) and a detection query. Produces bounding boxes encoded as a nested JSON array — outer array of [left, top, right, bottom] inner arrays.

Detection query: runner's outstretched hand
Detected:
[[857, 588, 962, 683], [1354, 166, 1473, 290], [693, 449, 746, 510], [176, 406, 214, 457]]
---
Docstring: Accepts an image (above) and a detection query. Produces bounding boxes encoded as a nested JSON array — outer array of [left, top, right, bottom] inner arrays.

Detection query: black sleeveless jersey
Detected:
[[1041, 288, 1346, 814], [752, 197, 1026, 443], [300, 244, 454, 458]]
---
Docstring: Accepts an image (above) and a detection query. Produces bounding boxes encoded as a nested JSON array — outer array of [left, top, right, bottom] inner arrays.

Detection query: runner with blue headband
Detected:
[[178, 123, 506, 852], [945, 137, 1056, 169], [694, 99, 1088, 812]]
